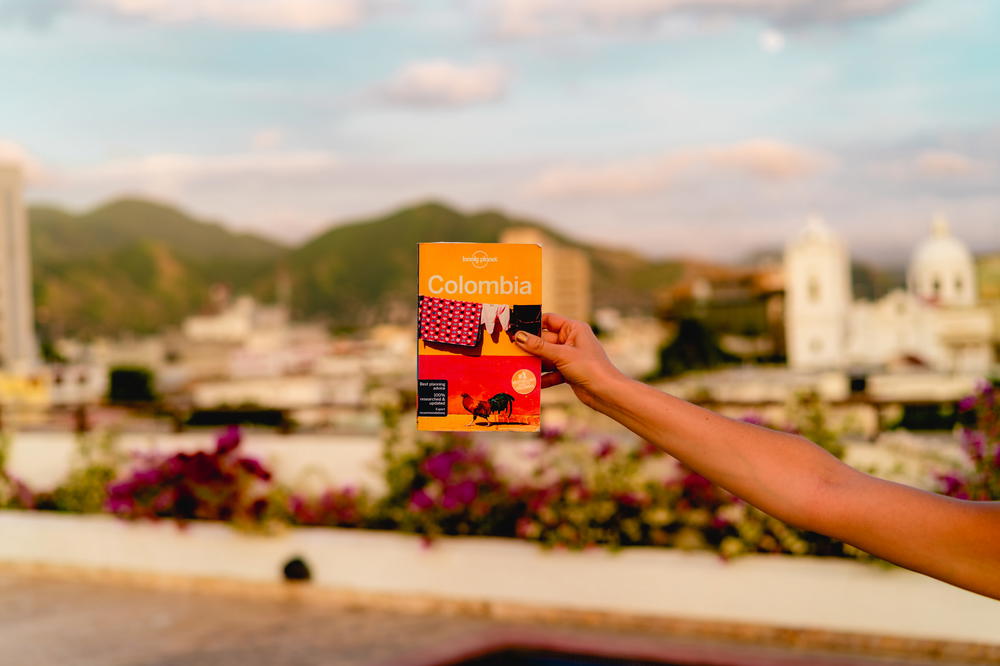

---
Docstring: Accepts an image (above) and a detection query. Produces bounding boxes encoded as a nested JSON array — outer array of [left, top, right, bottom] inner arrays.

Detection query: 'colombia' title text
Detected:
[[427, 274, 533, 296]]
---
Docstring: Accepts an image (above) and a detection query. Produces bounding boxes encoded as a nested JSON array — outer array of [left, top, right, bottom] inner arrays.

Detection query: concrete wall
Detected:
[[0, 512, 997, 646]]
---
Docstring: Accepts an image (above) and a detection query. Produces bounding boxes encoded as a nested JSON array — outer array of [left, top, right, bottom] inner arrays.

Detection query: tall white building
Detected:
[[0, 164, 38, 373], [784, 216, 994, 373], [784, 217, 852, 370]]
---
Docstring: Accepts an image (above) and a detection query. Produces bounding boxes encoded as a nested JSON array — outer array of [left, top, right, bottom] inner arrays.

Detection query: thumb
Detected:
[[514, 330, 563, 363]]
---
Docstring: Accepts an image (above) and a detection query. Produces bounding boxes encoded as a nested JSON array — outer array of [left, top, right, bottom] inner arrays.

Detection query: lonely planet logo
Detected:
[[463, 250, 497, 269]]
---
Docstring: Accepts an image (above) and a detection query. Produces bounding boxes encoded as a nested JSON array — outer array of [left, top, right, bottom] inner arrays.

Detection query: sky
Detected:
[[1, 0, 998, 263]]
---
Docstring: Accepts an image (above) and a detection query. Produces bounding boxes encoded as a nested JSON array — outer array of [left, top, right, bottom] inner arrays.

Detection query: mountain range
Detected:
[[33, 196, 959, 340], [29, 198, 684, 337]]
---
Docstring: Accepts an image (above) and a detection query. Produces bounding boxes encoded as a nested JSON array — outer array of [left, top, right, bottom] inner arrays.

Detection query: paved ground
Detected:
[[0, 571, 986, 666]]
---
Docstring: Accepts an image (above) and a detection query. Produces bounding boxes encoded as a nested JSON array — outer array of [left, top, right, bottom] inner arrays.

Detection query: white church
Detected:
[[784, 217, 994, 374]]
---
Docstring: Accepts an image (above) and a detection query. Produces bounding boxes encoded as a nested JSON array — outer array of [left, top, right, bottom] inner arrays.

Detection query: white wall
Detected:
[[0, 512, 997, 646]]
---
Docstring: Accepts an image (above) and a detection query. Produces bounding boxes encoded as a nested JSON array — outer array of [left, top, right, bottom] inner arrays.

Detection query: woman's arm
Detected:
[[515, 314, 1000, 600]]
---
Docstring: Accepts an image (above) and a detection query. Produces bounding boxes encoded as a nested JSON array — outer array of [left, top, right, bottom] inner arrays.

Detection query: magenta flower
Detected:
[[132, 469, 162, 485], [421, 450, 463, 481], [446, 480, 477, 505], [409, 488, 434, 511], [106, 482, 136, 513], [539, 426, 564, 445], [638, 441, 661, 458], [614, 491, 645, 507], [938, 473, 964, 496], [215, 425, 241, 454], [595, 440, 617, 459], [238, 457, 272, 481], [957, 395, 977, 413], [961, 430, 986, 462]]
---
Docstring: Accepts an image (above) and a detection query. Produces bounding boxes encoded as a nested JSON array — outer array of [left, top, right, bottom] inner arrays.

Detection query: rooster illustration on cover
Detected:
[[460, 392, 516, 426]]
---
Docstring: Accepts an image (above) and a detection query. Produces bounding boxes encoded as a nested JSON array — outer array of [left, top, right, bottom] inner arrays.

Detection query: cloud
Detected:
[[759, 28, 786, 53], [380, 60, 510, 107], [60, 150, 338, 201], [528, 139, 829, 198], [913, 150, 982, 177], [251, 128, 285, 151], [81, 0, 363, 30], [493, 0, 916, 37]]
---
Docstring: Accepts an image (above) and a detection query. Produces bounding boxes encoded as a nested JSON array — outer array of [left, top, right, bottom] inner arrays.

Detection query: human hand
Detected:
[[514, 313, 627, 412]]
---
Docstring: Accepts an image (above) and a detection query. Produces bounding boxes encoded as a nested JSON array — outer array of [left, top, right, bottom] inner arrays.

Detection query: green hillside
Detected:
[[31, 199, 285, 337], [29, 197, 684, 336], [283, 201, 680, 328]]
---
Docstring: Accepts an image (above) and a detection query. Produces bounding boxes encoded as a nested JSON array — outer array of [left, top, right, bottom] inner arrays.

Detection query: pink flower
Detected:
[[637, 441, 661, 458], [957, 395, 977, 413], [409, 488, 434, 511], [938, 473, 964, 496], [132, 469, 162, 485], [421, 450, 462, 481], [539, 426, 564, 445], [961, 430, 985, 462], [446, 480, 477, 505], [106, 482, 136, 513], [215, 426, 241, 454], [595, 440, 617, 459], [238, 457, 272, 481], [614, 491, 645, 507]]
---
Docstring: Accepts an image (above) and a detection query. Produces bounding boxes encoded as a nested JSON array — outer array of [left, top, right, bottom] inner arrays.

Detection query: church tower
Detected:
[[784, 217, 851, 370], [908, 216, 977, 307], [0, 164, 39, 372]]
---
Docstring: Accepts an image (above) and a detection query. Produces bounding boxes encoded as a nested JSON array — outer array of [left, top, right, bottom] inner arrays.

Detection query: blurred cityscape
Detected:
[[2, 1, 1000, 664], [0, 162, 996, 438]]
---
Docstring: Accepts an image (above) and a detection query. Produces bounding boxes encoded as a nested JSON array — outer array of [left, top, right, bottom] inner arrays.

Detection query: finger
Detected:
[[541, 330, 560, 344], [514, 330, 564, 363], [540, 370, 565, 388], [542, 312, 570, 332]]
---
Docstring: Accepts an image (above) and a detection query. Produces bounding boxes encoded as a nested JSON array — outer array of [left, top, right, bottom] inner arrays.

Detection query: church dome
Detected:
[[908, 217, 977, 306]]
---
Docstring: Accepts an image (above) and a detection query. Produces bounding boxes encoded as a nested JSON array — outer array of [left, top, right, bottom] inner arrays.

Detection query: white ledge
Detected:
[[1, 511, 997, 645]]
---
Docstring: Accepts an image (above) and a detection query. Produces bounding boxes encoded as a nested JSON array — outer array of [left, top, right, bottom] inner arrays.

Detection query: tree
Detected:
[[656, 318, 740, 378], [107, 366, 156, 405]]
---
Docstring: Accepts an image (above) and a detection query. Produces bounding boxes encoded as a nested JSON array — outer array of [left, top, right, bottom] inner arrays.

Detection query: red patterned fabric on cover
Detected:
[[419, 296, 483, 347]]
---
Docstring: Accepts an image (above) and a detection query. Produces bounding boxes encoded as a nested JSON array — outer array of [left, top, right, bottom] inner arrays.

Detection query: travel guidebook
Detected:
[[417, 242, 542, 432]]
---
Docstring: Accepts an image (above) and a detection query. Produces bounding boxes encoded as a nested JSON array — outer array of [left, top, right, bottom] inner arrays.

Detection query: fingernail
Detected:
[[515, 331, 528, 343]]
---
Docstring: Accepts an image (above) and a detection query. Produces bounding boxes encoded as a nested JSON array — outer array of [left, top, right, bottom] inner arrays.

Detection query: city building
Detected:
[[500, 227, 591, 323], [784, 217, 994, 373], [0, 164, 38, 373]]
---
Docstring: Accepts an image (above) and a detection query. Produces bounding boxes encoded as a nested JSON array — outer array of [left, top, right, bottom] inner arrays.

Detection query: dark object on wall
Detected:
[[107, 366, 156, 404], [282, 556, 311, 582], [186, 408, 290, 429]]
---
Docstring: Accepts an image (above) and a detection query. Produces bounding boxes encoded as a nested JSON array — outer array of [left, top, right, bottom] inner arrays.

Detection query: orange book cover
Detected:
[[417, 242, 542, 432]]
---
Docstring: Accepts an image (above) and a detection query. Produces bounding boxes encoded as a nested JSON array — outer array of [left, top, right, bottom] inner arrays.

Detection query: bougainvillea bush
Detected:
[[370, 432, 520, 540], [105, 426, 277, 528], [492, 428, 862, 559], [3, 381, 993, 561], [938, 380, 999, 501]]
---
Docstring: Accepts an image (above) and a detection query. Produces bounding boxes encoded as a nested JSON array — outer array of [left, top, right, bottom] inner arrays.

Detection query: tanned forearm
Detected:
[[593, 376, 845, 531], [593, 376, 1000, 599]]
